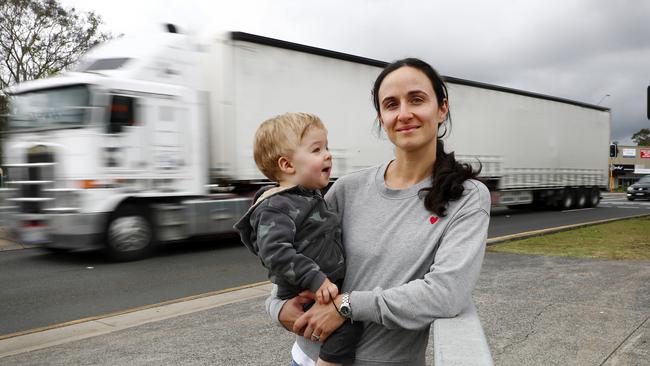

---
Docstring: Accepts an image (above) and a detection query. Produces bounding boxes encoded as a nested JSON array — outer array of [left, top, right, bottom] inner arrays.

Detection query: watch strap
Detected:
[[338, 293, 351, 319], [333, 299, 344, 317]]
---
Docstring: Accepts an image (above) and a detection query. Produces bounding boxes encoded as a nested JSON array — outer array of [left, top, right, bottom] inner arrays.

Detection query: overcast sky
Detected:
[[61, 0, 650, 145]]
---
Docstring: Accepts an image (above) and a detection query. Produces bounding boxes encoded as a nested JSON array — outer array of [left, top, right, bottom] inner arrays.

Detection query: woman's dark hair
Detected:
[[372, 58, 481, 217]]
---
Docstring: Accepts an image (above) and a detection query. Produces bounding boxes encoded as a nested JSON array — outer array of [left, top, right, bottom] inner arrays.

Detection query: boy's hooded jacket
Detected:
[[234, 185, 345, 299]]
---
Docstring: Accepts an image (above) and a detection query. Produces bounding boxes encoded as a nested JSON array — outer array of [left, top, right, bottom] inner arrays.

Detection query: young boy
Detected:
[[234, 113, 362, 366]]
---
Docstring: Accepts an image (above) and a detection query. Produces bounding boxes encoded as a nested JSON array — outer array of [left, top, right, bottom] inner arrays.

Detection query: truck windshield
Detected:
[[8, 85, 90, 131]]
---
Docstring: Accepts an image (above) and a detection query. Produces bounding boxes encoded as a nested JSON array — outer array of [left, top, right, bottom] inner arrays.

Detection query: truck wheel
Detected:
[[587, 187, 600, 207], [574, 188, 588, 209], [42, 247, 69, 255], [506, 204, 532, 210], [558, 189, 574, 210], [105, 205, 154, 261], [543, 195, 558, 210]]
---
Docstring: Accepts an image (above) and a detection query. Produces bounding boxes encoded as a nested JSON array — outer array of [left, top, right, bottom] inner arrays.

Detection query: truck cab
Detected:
[[1, 31, 206, 259]]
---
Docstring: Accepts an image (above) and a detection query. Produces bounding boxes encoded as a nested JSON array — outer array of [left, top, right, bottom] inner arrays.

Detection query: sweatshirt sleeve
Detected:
[[265, 284, 287, 327], [255, 207, 327, 292], [349, 206, 489, 330]]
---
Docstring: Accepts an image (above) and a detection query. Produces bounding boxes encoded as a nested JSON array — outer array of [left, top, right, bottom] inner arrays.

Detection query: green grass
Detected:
[[488, 216, 650, 260]]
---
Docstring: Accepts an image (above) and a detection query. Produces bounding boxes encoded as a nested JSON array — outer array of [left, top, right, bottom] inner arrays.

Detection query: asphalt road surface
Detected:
[[1, 194, 648, 337], [488, 194, 650, 237]]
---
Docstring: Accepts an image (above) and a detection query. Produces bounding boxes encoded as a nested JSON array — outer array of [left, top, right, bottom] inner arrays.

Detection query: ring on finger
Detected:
[[311, 334, 320, 341]]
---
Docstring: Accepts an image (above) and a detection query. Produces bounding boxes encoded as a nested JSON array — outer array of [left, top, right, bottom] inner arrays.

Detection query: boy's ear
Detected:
[[277, 156, 295, 174]]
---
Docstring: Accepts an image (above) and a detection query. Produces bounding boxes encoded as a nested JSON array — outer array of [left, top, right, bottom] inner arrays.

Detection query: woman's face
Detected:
[[377, 66, 448, 153]]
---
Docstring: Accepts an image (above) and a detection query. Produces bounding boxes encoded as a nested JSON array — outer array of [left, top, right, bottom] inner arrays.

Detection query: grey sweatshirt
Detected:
[[266, 161, 490, 366]]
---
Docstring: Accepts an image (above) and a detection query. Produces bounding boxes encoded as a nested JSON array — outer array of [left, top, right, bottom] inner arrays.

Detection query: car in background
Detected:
[[627, 175, 650, 200]]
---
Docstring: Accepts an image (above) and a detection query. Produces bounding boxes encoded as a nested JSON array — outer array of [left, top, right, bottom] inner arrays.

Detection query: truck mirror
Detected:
[[108, 95, 135, 134]]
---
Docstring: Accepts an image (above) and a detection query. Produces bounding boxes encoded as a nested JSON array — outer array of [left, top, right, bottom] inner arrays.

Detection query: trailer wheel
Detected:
[[587, 187, 600, 207], [574, 188, 588, 209], [543, 195, 558, 210], [42, 247, 69, 255], [506, 204, 532, 210], [105, 204, 154, 261], [558, 188, 574, 210]]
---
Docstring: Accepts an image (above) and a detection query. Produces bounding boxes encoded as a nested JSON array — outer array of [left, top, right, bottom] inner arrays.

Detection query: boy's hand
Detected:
[[315, 278, 338, 304]]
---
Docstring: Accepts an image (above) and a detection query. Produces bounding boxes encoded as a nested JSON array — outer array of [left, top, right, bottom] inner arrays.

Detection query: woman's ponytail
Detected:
[[420, 140, 481, 217]]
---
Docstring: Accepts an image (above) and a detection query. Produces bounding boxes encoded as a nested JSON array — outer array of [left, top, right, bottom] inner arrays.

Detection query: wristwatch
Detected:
[[338, 293, 352, 319]]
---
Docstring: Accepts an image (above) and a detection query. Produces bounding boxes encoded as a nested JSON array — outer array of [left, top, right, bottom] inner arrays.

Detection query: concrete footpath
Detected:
[[0, 252, 648, 366], [0, 227, 27, 251]]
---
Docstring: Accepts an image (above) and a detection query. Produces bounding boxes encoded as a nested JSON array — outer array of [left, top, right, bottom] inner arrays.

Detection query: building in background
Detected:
[[611, 145, 650, 188]]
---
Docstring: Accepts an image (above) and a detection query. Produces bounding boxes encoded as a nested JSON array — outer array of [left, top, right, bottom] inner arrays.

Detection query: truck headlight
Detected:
[[44, 189, 81, 212]]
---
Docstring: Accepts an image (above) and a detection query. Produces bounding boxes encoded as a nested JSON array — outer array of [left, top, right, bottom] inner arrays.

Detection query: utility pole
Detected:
[[609, 143, 618, 191]]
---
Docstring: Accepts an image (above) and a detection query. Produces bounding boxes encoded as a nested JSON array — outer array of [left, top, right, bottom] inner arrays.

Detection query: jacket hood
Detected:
[[233, 184, 299, 255]]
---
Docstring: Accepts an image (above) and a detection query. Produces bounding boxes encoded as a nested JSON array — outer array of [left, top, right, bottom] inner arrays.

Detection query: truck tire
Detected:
[[587, 187, 600, 207], [558, 188, 574, 210], [42, 247, 69, 255], [574, 188, 588, 209], [104, 204, 154, 261], [506, 204, 532, 210], [543, 195, 558, 210]]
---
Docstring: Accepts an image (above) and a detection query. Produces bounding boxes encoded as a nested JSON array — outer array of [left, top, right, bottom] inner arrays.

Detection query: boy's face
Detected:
[[285, 127, 332, 190]]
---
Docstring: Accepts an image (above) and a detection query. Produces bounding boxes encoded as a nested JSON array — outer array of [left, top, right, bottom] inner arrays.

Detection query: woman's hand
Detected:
[[293, 294, 346, 342], [278, 291, 314, 333]]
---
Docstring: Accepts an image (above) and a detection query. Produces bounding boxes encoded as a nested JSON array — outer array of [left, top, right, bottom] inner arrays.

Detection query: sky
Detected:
[[60, 0, 650, 145]]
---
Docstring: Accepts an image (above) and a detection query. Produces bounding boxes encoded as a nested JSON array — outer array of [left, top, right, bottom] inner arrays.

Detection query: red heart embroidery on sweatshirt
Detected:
[[429, 216, 438, 224]]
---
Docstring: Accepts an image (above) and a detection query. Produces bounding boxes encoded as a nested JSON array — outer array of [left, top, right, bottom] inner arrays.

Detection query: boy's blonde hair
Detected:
[[254, 112, 325, 181]]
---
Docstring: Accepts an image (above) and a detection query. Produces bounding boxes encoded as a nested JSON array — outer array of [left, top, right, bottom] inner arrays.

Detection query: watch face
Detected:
[[340, 305, 351, 317]]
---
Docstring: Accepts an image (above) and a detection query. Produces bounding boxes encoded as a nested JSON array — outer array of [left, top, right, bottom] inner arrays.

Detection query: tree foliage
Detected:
[[631, 128, 650, 146], [0, 0, 110, 89], [0, 0, 110, 160]]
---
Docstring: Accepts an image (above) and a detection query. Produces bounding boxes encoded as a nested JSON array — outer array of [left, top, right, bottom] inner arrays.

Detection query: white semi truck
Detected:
[[0, 27, 610, 260]]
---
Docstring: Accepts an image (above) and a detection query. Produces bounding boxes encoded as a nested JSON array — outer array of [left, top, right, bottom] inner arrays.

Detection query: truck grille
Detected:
[[3, 145, 56, 215]]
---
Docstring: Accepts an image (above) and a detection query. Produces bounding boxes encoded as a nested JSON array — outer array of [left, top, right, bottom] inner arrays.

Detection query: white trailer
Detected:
[[0, 27, 609, 260], [444, 78, 610, 209]]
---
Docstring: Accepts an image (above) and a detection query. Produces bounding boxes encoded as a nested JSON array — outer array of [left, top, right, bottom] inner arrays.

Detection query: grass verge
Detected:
[[487, 216, 650, 260]]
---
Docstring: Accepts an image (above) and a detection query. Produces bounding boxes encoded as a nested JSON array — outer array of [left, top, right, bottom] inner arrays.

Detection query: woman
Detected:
[[266, 58, 491, 366]]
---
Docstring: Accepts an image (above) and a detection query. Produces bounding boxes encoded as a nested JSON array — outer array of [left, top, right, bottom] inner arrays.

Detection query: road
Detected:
[[1, 194, 648, 337], [488, 194, 650, 237]]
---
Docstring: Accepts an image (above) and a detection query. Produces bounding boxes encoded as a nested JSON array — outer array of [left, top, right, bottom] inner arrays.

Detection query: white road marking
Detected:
[[600, 201, 650, 206], [561, 208, 595, 213]]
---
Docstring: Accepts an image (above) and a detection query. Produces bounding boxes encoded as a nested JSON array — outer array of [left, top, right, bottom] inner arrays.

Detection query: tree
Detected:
[[631, 128, 650, 146], [0, 0, 110, 160], [0, 93, 7, 162], [0, 0, 110, 88]]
